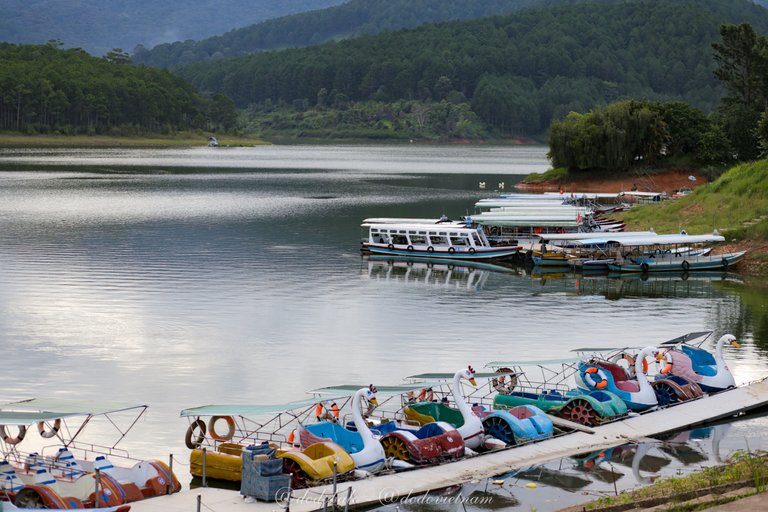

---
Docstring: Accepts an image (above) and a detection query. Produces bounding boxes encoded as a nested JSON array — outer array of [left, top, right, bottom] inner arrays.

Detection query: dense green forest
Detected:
[[0, 43, 235, 134], [174, 0, 768, 139], [549, 23, 768, 170], [133, 0, 567, 68], [0, 0, 344, 56]]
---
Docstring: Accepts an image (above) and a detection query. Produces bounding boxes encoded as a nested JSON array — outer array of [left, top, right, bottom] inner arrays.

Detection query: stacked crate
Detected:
[[240, 443, 291, 502]]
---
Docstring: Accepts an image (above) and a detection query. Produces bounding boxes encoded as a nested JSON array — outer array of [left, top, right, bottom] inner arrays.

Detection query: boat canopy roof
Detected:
[[469, 217, 581, 227], [362, 218, 453, 225], [540, 231, 656, 241], [659, 331, 713, 346], [483, 357, 581, 368], [0, 398, 148, 426], [361, 222, 476, 232], [181, 399, 321, 418], [308, 383, 436, 396], [542, 192, 623, 199], [405, 372, 509, 380], [570, 234, 724, 246]]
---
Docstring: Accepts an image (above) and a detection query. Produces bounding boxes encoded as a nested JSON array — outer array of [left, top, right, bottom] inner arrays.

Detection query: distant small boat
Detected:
[[207, 136, 219, 147]]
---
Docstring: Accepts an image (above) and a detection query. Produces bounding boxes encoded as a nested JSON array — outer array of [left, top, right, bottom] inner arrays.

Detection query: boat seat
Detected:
[[663, 349, 701, 382], [303, 422, 364, 454], [615, 380, 640, 392], [681, 346, 717, 376], [0, 460, 24, 493], [55, 448, 85, 478]]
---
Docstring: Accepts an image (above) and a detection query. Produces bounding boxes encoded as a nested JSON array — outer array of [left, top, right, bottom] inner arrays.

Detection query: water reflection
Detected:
[[362, 256, 520, 292], [528, 269, 745, 300], [0, 149, 767, 511]]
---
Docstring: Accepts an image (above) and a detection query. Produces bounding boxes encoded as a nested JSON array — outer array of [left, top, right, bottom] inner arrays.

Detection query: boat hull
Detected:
[[607, 251, 746, 273], [363, 244, 519, 260]]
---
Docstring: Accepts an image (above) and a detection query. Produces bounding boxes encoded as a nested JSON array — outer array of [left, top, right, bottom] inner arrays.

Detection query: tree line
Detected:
[[549, 23, 768, 171], [174, 0, 768, 137], [133, 0, 553, 68], [0, 42, 236, 135]]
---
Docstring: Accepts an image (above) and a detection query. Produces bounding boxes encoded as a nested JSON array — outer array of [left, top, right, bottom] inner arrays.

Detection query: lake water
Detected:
[[1, 145, 767, 511]]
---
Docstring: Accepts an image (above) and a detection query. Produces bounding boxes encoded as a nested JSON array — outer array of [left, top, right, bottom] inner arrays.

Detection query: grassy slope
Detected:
[[619, 160, 768, 239]]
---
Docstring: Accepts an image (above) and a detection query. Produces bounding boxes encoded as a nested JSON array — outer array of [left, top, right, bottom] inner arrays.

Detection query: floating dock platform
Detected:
[[130, 377, 768, 512]]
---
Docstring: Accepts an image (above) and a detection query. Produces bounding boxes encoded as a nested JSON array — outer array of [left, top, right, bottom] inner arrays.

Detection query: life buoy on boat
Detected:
[[469, 247, 476, 254], [583, 367, 609, 389], [722, 257, 729, 268], [0, 424, 27, 445], [184, 419, 206, 449], [208, 416, 236, 442], [609, 352, 636, 374], [427, 246, 435, 252], [448, 247, 456, 254], [643, 351, 673, 375], [407, 245, 414, 252], [640, 262, 650, 273], [37, 419, 61, 439], [387, 244, 394, 250], [682, 260, 690, 270]]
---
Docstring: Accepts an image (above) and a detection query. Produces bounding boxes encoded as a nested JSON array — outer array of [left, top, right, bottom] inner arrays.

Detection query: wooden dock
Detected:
[[129, 377, 768, 512]]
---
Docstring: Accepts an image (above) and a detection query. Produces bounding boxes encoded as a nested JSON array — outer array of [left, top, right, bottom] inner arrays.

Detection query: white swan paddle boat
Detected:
[[576, 347, 661, 411], [300, 385, 386, 474], [657, 331, 740, 392]]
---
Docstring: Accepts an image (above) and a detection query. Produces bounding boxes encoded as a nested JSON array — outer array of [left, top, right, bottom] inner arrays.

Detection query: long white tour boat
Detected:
[[360, 222, 521, 260]]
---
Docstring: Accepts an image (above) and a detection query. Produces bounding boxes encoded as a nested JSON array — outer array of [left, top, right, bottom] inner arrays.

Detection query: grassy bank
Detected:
[[0, 133, 270, 147], [617, 161, 768, 240], [561, 450, 768, 512]]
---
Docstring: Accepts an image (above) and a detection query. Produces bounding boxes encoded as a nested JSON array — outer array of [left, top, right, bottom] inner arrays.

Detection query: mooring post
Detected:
[[202, 447, 207, 487], [94, 468, 101, 507], [332, 459, 338, 507], [344, 486, 352, 511], [196, 494, 201, 512], [167, 453, 174, 494]]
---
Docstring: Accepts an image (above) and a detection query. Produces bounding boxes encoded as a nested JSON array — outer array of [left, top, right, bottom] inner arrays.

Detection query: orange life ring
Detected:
[[643, 351, 673, 374], [208, 416, 236, 442], [583, 367, 609, 389], [0, 424, 27, 445], [38, 419, 62, 439]]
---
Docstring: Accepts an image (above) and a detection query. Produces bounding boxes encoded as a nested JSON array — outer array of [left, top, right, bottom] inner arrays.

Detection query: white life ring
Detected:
[[38, 419, 62, 439], [583, 367, 609, 389]]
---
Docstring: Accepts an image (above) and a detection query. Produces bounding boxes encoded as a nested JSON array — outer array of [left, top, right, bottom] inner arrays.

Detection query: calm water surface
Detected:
[[1, 145, 767, 511]]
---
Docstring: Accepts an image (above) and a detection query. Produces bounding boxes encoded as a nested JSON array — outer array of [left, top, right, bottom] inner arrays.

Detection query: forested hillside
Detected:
[[0, 0, 345, 56], [175, 0, 768, 137], [133, 0, 567, 68], [0, 43, 232, 134]]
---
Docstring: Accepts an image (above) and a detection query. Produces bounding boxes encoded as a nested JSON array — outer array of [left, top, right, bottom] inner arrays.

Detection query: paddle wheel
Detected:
[[481, 416, 516, 445], [380, 435, 411, 462], [557, 398, 599, 426], [281, 458, 310, 489]]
